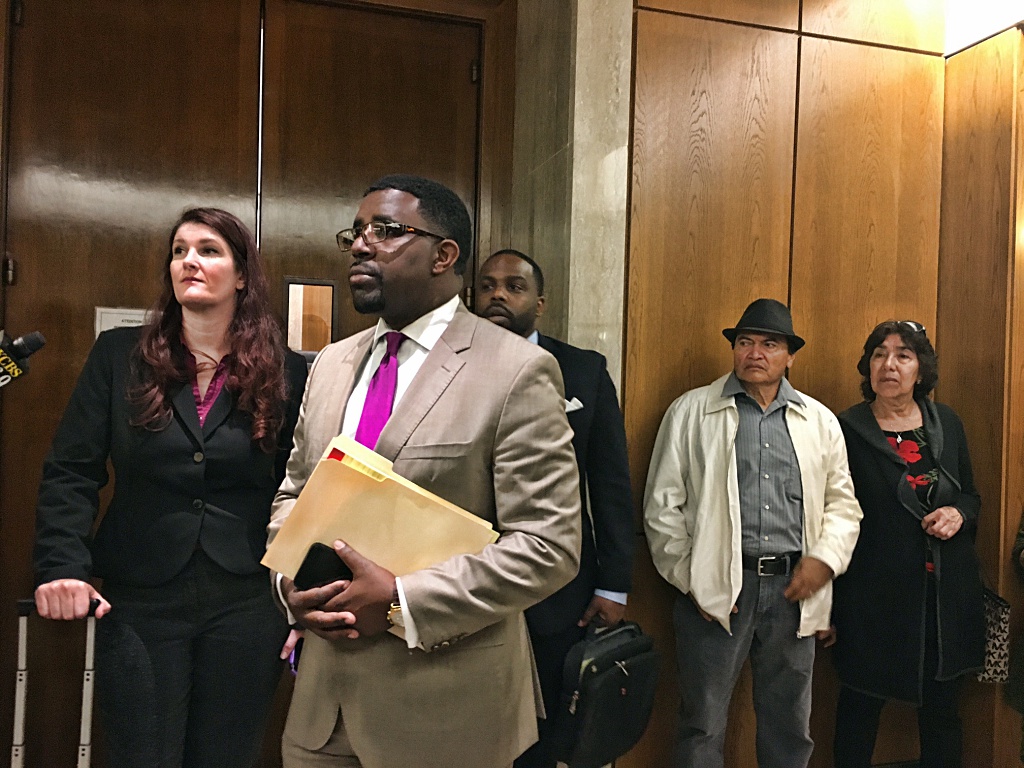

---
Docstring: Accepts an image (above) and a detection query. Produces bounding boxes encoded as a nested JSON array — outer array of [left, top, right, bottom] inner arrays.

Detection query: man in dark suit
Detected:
[[476, 249, 635, 768]]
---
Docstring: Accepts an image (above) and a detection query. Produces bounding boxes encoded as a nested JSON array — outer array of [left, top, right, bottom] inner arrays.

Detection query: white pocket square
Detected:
[[565, 397, 584, 413]]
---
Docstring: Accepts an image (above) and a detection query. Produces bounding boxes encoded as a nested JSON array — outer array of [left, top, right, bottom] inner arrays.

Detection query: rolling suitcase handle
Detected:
[[12, 598, 100, 768]]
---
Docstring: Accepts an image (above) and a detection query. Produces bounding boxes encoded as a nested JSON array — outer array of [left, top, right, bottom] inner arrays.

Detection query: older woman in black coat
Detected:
[[832, 320, 984, 768], [1009, 513, 1024, 762]]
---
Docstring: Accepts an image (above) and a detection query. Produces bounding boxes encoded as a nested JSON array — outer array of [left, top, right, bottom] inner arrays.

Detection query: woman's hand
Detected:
[[34, 579, 111, 620], [280, 628, 304, 660], [922, 506, 963, 540]]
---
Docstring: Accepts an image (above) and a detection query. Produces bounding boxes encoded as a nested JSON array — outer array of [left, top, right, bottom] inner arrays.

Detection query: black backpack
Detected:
[[550, 621, 661, 768]]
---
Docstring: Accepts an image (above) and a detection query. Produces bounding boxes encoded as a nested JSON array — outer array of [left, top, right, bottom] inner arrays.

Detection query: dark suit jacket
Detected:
[[34, 326, 307, 587], [526, 334, 634, 635]]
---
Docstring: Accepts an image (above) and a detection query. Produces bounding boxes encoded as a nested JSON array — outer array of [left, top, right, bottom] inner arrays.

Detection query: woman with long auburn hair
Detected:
[[33, 208, 307, 767]]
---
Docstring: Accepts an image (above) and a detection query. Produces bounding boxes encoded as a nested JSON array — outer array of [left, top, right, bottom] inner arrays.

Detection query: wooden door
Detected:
[[260, 0, 483, 339], [0, 2, 262, 765], [0, 1, 487, 765], [257, 5, 482, 762]]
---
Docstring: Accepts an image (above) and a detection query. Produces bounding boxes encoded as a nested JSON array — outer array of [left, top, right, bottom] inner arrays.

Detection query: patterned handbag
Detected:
[[977, 587, 1011, 683]]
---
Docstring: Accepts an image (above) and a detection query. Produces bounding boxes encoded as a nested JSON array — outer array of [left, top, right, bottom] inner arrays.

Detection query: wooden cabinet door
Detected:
[[0, 1, 486, 764], [0, 2, 261, 765], [260, 0, 482, 340]]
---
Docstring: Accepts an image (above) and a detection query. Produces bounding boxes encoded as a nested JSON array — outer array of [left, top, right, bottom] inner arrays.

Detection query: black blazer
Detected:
[[525, 334, 634, 635], [834, 399, 984, 703], [34, 326, 307, 588]]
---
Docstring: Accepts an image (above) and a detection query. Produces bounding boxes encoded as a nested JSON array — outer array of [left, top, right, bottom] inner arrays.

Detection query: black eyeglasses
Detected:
[[335, 221, 446, 252], [898, 321, 926, 334]]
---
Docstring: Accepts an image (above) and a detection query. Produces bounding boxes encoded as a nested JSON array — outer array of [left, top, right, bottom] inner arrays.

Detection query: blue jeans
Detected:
[[672, 569, 815, 768]]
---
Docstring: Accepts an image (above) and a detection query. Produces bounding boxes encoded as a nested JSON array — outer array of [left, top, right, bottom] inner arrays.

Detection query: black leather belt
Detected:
[[741, 552, 801, 576]]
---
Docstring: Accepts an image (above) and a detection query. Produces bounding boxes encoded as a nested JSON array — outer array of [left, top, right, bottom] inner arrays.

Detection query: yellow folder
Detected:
[[262, 434, 498, 580]]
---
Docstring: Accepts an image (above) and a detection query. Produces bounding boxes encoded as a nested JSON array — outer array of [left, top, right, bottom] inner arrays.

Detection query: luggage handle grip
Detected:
[[17, 598, 100, 617]]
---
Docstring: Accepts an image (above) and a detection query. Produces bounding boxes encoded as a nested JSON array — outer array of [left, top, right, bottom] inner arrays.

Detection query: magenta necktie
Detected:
[[354, 331, 407, 449]]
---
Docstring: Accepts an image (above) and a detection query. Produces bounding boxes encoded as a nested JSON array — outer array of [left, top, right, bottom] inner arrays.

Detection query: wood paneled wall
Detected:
[[938, 28, 1024, 768], [637, 0, 799, 30], [802, 0, 944, 53], [505, 0, 574, 341], [624, 2, 958, 767], [789, 38, 943, 765], [790, 38, 943, 408], [629, 11, 797, 491]]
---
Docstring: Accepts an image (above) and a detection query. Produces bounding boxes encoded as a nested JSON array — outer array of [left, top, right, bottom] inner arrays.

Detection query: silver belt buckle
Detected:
[[757, 555, 784, 576]]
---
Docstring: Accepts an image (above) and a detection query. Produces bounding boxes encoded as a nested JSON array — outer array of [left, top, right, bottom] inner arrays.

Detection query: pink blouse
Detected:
[[185, 350, 231, 426]]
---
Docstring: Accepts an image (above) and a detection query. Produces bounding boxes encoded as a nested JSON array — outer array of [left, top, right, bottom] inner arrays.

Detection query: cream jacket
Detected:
[[643, 373, 862, 636]]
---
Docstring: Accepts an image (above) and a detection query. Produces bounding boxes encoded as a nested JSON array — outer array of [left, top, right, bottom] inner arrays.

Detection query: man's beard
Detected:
[[479, 305, 532, 337], [482, 305, 532, 338], [351, 285, 384, 315]]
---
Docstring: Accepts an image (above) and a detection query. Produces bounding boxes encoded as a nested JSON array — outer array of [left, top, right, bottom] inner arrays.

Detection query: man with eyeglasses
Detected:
[[476, 248, 634, 768], [267, 174, 582, 768], [643, 298, 862, 768]]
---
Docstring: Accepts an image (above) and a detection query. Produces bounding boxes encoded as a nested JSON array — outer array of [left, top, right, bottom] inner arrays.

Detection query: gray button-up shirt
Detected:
[[722, 372, 804, 556]]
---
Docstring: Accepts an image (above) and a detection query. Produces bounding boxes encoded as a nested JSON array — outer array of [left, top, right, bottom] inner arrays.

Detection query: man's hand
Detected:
[[35, 579, 111, 620], [688, 592, 737, 622], [327, 540, 397, 639], [282, 540, 399, 641], [578, 595, 626, 628], [922, 506, 963, 540], [815, 625, 837, 647], [282, 576, 356, 642], [783, 556, 833, 602]]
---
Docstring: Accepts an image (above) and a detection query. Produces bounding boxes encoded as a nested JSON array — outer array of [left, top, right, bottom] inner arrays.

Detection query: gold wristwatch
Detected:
[[386, 587, 404, 628]]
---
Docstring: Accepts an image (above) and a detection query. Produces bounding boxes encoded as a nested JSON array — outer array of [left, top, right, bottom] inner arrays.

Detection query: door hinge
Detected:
[[3, 256, 15, 286], [12, 0, 23, 26], [464, 284, 474, 309], [470, 60, 479, 84]]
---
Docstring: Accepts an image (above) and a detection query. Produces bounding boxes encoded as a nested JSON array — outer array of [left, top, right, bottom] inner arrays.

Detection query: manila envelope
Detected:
[[262, 434, 498, 581]]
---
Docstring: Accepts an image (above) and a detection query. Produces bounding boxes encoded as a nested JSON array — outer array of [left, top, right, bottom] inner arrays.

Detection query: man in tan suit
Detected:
[[269, 174, 582, 768]]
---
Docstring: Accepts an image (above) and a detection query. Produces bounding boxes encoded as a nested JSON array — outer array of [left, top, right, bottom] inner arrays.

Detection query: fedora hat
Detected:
[[722, 298, 805, 352]]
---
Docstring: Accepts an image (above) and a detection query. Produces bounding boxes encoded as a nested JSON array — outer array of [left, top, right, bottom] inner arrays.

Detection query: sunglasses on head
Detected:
[[876, 319, 925, 335], [898, 320, 926, 334]]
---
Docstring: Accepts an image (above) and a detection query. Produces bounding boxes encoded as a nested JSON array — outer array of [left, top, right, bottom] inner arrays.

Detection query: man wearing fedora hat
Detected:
[[644, 298, 862, 768]]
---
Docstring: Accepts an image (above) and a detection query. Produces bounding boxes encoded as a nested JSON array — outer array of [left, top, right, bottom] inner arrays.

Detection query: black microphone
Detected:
[[0, 330, 46, 388]]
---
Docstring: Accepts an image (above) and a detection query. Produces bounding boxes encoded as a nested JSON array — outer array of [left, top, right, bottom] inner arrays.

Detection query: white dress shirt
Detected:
[[281, 296, 462, 649], [341, 295, 461, 648]]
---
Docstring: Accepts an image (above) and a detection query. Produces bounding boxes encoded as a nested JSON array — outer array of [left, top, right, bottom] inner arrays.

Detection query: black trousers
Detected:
[[514, 622, 586, 768], [834, 578, 964, 768], [95, 550, 289, 768]]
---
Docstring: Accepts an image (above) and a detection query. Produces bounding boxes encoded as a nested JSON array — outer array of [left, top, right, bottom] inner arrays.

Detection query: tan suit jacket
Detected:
[[269, 304, 582, 768]]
